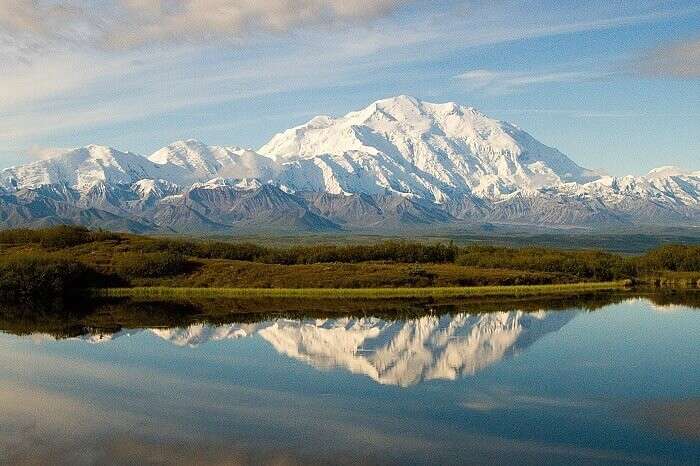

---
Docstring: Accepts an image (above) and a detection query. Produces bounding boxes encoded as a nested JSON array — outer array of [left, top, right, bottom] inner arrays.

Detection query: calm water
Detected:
[[1, 296, 699, 465]]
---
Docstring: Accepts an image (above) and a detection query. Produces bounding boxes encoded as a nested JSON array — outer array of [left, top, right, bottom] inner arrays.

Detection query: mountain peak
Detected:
[[80, 144, 143, 160], [377, 94, 420, 103], [363, 95, 481, 123], [34, 144, 126, 162], [346, 95, 428, 126], [83, 143, 118, 151], [148, 141, 278, 186], [372, 94, 421, 110], [1, 144, 164, 191], [259, 96, 598, 200], [646, 165, 689, 179]]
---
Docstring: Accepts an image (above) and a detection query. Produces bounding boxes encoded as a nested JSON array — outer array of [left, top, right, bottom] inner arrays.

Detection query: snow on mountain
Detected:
[[0, 96, 697, 230], [131, 178, 180, 200], [155, 179, 340, 232], [645, 166, 689, 179], [485, 174, 700, 226], [148, 139, 279, 184], [72, 329, 141, 344], [70, 310, 576, 386], [0, 145, 185, 192], [557, 170, 700, 211], [259, 95, 599, 201], [0, 140, 279, 193], [188, 177, 264, 191]]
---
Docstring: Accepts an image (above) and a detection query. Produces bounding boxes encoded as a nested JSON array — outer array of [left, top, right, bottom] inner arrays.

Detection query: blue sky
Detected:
[[0, 0, 698, 175]]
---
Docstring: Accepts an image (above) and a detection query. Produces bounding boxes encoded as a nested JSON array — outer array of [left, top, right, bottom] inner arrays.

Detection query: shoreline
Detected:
[[93, 281, 629, 300]]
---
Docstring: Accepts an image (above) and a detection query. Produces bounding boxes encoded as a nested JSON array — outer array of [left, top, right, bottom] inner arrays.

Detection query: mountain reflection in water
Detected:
[[64, 311, 577, 386]]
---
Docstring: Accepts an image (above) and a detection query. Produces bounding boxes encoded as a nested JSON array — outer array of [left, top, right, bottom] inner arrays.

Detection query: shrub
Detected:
[[87, 229, 122, 243], [134, 238, 457, 265], [0, 225, 120, 248], [112, 252, 190, 278], [195, 241, 267, 261], [258, 241, 459, 265], [0, 252, 102, 303], [37, 225, 93, 248], [641, 245, 700, 272], [455, 245, 637, 281], [0, 228, 36, 244], [138, 238, 200, 256]]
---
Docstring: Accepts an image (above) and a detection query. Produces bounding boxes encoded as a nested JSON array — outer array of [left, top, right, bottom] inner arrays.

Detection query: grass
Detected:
[[127, 260, 565, 288], [95, 281, 629, 300]]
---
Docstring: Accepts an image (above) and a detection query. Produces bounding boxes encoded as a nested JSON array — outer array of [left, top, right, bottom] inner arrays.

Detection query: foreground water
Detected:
[[1, 295, 698, 465]]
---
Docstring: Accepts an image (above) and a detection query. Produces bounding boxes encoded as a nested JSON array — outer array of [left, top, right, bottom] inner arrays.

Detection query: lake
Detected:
[[1, 293, 698, 465]]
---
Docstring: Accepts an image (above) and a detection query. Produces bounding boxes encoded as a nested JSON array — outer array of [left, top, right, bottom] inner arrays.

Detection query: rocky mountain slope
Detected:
[[1, 96, 698, 232]]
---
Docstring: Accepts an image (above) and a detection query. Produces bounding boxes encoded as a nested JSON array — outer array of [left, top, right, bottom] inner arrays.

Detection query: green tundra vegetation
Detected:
[[0, 250, 116, 303], [0, 225, 699, 304]]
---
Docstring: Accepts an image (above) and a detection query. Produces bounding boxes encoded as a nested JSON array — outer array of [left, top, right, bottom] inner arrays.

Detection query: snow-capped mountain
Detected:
[[68, 310, 577, 386], [0, 145, 185, 190], [0, 96, 698, 232], [260, 95, 598, 201], [149, 139, 280, 184]]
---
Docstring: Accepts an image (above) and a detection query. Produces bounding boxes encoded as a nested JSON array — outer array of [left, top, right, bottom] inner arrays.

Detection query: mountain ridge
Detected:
[[1, 96, 698, 232]]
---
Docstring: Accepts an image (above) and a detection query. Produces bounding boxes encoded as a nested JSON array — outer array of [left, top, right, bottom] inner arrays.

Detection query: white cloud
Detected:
[[0, 0, 410, 50], [0, 1, 75, 35], [0, 39, 407, 143], [25, 146, 72, 161], [2, 1, 695, 52], [635, 37, 700, 78], [455, 69, 603, 94]]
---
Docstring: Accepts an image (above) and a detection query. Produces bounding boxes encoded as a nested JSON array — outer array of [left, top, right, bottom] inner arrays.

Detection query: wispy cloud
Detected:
[[455, 69, 604, 94], [2, 1, 696, 54], [634, 37, 700, 78], [0, 0, 698, 166], [0, 0, 81, 37], [0, 0, 410, 50], [25, 146, 73, 161], [496, 109, 700, 119]]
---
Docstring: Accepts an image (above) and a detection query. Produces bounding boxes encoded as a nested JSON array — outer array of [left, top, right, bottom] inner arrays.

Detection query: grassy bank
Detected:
[[1, 226, 698, 305], [95, 281, 629, 300]]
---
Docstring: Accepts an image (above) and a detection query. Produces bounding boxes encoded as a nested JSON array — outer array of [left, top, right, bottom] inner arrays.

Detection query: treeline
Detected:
[[0, 226, 460, 264], [456, 244, 700, 280], [639, 245, 700, 272], [138, 238, 460, 264], [456, 246, 637, 281], [0, 225, 119, 248]]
